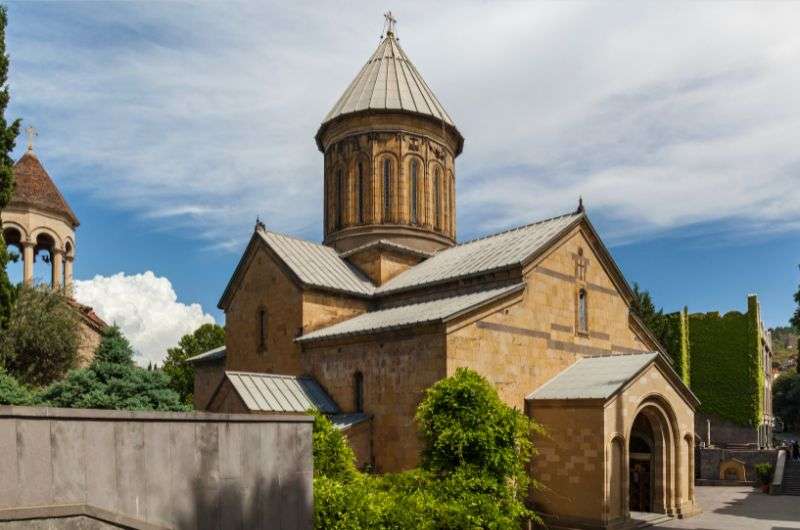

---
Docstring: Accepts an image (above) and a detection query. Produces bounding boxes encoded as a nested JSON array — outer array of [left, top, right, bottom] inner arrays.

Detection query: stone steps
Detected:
[[781, 461, 800, 496]]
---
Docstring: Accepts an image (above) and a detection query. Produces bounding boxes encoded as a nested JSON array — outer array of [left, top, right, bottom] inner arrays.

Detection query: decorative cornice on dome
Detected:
[[10, 151, 79, 227], [316, 31, 462, 152]]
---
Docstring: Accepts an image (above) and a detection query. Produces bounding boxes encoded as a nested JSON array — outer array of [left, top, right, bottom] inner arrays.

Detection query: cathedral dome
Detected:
[[317, 16, 463, 255], [316, 26, 463, 155]]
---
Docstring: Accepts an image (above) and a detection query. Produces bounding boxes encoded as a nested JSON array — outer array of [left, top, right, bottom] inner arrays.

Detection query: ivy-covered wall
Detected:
[[663, 296, 764, 428]]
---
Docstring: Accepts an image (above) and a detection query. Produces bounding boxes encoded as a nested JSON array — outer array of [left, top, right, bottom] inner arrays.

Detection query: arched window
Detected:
[[383, 158, 392, 221], [449, 174, 455, 233], [410, 159, 419, 224], [357, 162, 365, 224], [434, 168, 441, 229], [259, 308, 268, 350], [577, 289, 588, 334], [337, 167, 345, 228], [354, 371, 364, 413]]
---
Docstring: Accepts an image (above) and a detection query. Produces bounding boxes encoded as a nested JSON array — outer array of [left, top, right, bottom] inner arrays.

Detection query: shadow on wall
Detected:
[[173, 449, 312, 530]]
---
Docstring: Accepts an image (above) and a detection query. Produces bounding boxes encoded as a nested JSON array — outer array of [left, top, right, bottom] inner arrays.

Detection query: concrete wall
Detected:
[[0, 406, 313, 530], [695, 411, 761, 448]]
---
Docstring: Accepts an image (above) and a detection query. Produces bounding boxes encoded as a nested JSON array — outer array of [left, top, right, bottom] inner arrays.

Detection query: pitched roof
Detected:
[[526, 353, 659, 401], [68, 300, 109, 334], [298, 283, 524, 342], [11, 151, 79, 227], [258, 229, 375, 296], [339, 239, 433, 260], [376, 212, 583, 294], [224, 371, 340, 414], [186, 345, 226, 364], [317, 33, 462, 153], [330, 412, 370, 431]]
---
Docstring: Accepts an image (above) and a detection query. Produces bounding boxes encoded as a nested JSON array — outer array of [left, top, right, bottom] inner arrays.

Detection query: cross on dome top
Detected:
[[383, 11, 397, 37]]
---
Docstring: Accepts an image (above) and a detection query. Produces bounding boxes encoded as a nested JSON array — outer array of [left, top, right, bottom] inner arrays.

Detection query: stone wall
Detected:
[[697, 447, 778, 484], [0, 406, 313, 529], [695, 411, 761, 448], [192, 359, 225, 411]]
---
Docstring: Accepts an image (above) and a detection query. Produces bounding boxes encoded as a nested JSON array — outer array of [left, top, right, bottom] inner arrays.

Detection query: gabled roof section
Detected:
[[223, 371, 340, 414], [528, 353, 659, 401], [11, 151, 79, 226], [339, 239, 433, 260], [298, 283, 524, 343], [376, 211, 583, 295], [186, 345, 226, 364], [218, 227, 375, 309]]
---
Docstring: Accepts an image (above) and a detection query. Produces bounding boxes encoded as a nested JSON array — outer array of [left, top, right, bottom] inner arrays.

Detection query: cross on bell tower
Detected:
[[25, 124, 37, 152]]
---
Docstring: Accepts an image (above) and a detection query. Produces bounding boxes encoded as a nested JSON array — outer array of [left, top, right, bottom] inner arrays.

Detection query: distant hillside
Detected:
[[771, 326, 798, 368]]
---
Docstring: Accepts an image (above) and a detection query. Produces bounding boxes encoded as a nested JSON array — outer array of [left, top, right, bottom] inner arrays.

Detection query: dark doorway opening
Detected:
[[629, 414, 654, 512]]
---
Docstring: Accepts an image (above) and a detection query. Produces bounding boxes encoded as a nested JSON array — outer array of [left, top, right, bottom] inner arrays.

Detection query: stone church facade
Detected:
[[192, 21, 700, 529]]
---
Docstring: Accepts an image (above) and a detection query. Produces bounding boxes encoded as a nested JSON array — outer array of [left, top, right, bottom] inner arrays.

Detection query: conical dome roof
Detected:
[[317, 32, 462, 152], [11, 151, 79, 227]]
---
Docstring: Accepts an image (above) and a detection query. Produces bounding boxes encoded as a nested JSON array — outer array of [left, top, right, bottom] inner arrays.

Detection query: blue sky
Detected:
[[4, 2, 799, 362]]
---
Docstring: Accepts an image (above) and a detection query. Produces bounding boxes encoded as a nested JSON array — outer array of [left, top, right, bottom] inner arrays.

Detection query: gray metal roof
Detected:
[[185, 345, 226, 364], [322, 34, 455, 127], [527, 353, 659, 401], [259, 229, 375, 297], [376, 212, 582, 294], [298, 283, 524, 342], [330, 413, 370, 431], [339, 239, 433, 260], [225, 371, 340, 414]]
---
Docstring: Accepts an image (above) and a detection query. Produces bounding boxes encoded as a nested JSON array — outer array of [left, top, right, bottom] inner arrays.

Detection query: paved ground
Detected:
[[653, 486, 800, 530]]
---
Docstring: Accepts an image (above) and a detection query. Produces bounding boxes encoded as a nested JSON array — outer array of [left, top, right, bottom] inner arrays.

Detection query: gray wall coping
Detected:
[[0, 405, 312, 423]]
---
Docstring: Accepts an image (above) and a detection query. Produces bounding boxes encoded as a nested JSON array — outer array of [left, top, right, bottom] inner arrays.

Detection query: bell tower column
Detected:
[[52, 249, 64, 290], [22, 241, 34, 286], [64, 255, 74, 291]]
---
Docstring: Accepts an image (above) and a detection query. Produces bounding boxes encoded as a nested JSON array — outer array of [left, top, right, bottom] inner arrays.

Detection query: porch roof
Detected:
[[526, 352, 659, 401]]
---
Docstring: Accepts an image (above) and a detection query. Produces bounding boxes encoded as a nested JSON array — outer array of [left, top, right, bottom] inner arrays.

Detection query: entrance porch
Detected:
[[526, 353, 701, 530]]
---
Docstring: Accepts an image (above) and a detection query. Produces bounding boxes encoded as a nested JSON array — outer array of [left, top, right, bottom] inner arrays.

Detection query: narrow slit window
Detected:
[[354, 371, 364, 413], [577, 289, 588, 334], [383, 158, 391, 221], [337, 168, 345, 228], [434, 168, 441, 229], [410, 160, 419, 224], [259, 308, 268, 349], [357, 162, 365, 224]]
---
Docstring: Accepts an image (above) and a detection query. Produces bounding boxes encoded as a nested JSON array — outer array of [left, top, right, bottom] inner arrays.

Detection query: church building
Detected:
[[191, 18, 700, 529]]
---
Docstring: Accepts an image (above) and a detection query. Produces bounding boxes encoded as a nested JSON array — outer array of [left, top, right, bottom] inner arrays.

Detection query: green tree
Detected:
[[0, 6, 22, 332], [162, 323, 224, 403], [773, 372, 800, 432], [40, 326, 188, 411], [791, 266, 800, 373], [0, 284, 80, 386], [312, 410, 358, 482], [631, 282, 669, 340]]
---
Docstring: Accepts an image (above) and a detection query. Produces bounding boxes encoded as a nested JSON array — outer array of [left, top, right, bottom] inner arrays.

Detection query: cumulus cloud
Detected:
[[73, 272, 215, 366], [5, 2, 800, 246]]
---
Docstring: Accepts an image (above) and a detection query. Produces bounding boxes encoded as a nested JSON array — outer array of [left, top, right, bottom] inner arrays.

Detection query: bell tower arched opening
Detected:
[[2, 226, 24, 284]]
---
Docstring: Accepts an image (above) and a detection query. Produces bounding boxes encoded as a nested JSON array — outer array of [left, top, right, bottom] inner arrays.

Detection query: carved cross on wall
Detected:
[[575, 249, 589, 281]]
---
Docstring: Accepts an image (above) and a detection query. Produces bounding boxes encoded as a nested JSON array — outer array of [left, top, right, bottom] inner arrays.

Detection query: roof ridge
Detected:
[[457, 210, 583, 247], [225, 370, 312, 380]]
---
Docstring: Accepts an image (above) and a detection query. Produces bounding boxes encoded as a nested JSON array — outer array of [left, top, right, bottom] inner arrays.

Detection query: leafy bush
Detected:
[[0, 284, 80, 386], [0, 368, 37, 405], [755, 463, 774, 485], [40, 326, 189, 411], [313, 369, 540, 529], [162, 323, 225, 404], [773, 372, 800, 431]]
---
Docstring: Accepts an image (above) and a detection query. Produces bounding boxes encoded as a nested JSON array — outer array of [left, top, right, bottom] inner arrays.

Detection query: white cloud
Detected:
[[6, 2, 800, 246], [73, 271, 215, 366]]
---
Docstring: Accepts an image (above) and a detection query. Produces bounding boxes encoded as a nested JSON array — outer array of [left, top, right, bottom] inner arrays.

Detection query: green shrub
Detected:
[[312, 369, 540, 529], [755, 463, 774, 485], [0, 368, 38, 405], [162, 323, 225, 404]]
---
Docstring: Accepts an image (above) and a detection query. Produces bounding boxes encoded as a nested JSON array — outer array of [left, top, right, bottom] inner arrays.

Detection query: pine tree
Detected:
[[0, 6, 21, 332]]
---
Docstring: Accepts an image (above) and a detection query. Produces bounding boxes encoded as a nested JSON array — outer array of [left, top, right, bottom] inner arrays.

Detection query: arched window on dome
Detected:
[[383, 158, 392, 222], [434, 168, 441, 230], [357, 161, 365, 224], [410, 159, 419, 225]]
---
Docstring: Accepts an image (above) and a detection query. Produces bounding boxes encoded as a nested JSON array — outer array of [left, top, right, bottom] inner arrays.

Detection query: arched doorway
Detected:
[[628, 400, 678, 515]]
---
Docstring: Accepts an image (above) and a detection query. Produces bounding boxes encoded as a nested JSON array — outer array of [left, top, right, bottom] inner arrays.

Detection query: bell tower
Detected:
[[316, 13, 464, 254]]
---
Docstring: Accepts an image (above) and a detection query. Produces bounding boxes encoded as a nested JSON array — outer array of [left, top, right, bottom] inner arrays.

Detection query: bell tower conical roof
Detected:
[[316, 24, 463, 154], [12, 150, 79, 227]]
